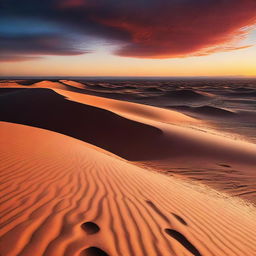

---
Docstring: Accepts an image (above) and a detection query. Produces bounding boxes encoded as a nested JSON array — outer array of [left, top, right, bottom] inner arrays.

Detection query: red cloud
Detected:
[[86, 0, 256, 58], [2, 0, 256, 61]]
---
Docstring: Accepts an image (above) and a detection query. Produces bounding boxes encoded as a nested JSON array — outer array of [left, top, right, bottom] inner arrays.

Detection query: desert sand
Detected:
[[1, 122, 256, 256], [0, 81, 256, 256]]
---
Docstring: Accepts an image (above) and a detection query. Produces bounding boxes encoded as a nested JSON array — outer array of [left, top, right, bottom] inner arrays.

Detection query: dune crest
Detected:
[[0, 80, 69, 90], [168, 105, 236, 118], [55, 89, 256, 166], [54, 88, 197, 124], [1, 122, 256, 256]]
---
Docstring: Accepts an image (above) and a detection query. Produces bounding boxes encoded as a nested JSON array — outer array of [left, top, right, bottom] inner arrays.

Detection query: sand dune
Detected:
[[167, 105, 236, 118], [2, 88, 256, 164], [0, 80, 80, 92], [225, 90, 256, 98], [162, 89, 214, 102], [1, 87, 256, 203], [54, 88, 197, 124], [1, 122, 256, 256], [60, 80, 87, 90], [0, 88, 168, 161], [1, 83, 256, 256], [55, 89, 256, 166], [0, 80, 64, 89]]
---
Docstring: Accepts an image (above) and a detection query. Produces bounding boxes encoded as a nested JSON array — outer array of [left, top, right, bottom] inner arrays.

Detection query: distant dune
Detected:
[[60, 80, 88, 90], [0, 80, 69, 90], [225, 90, 256, 98], [163, 89, 213, 101], [168, 105, 236, 118]]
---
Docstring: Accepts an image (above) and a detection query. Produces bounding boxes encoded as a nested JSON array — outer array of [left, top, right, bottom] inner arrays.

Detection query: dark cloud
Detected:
[[1, 0, 256, 61], [0, 34, 87, 55], [79, 0, 256, 58]]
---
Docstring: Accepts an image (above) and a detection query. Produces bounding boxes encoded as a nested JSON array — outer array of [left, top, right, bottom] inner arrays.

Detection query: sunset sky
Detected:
[[1, 0, 256, 77]]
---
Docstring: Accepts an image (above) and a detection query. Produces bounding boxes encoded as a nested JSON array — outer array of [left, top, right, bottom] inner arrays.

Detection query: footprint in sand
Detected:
[[80, 247, 109, 256], [146, 200, 170, 223], [81, 222, 100, 234], [171, 213, 188, 226], [165, 228, 201, 256]]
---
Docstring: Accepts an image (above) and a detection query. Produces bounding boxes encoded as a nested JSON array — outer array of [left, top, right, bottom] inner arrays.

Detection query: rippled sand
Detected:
[[0, 80, 256, 256]]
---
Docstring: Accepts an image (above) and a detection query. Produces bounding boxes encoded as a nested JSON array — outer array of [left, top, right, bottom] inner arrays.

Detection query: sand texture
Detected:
[[0, 82, 256, 256], [1, 122, 256, 256]]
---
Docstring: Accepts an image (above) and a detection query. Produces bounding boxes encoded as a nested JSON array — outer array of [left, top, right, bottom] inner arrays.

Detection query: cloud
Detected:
[[1, 0, 256, 61], [87, 0, 256, 58], [0, 34, 90, 61], [0, 16, 91, 61], [0, 55, 40, 62], [1, 34, 88, 54]]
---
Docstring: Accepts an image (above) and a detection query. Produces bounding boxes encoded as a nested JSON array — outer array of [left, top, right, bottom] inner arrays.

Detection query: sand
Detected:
[[1, 83, 256, 256], [1, 122, 256, 256]]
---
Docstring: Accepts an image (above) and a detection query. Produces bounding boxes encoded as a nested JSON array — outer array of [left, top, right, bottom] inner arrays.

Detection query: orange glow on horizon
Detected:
[[1, 45, 256, 77]]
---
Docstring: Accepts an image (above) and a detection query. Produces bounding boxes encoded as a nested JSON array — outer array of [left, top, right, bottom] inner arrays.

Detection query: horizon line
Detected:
[[1, 75, 256, 80]]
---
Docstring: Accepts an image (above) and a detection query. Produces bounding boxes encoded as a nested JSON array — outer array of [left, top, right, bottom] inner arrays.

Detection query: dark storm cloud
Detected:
[[0, 35, 87, 55], [1, 0, 256, 61]]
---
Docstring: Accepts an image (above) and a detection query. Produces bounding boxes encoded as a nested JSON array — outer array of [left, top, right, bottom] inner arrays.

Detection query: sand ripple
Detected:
[[1, 122, 256, 256]]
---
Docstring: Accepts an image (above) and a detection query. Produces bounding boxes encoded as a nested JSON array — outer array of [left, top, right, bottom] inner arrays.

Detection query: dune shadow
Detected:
[[0, 88, 168, 161], [0, 88, 27, 96], [171, 213, 188, 226]]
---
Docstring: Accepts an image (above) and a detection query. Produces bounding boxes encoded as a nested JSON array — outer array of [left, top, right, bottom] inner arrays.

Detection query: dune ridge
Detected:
[[1, 122, 256, 256], [167, 105, 236, 118], [0, 80, 69, 90], [1, 88, 256, 164], [1, 87, 256, 204], [163, 89, 214, 101], [55, 89, 256, 166], [2, 78, 256, 144]]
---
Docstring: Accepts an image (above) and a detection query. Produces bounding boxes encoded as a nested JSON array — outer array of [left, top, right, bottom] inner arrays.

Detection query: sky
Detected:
[[0, 0, 256, 77]]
